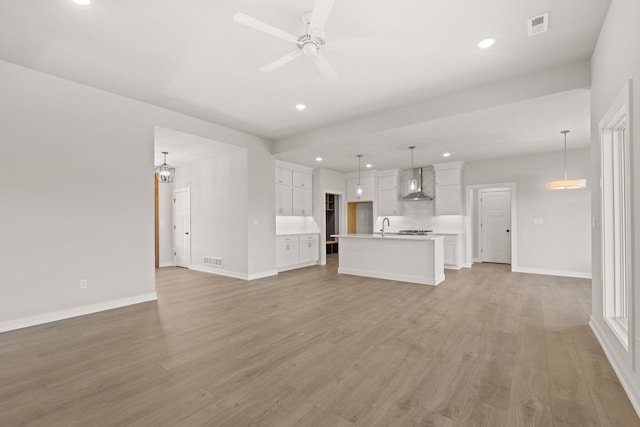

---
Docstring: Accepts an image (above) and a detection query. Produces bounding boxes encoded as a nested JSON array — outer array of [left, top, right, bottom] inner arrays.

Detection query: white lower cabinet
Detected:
[[276, 234, 319, 271], [440, 234, 464, 269], [299, 234, 319, 264]]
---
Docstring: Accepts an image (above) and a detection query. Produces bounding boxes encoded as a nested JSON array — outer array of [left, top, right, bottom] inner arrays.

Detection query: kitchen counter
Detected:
[[332, 233, 444, 241], [334, 234, 445, 286]]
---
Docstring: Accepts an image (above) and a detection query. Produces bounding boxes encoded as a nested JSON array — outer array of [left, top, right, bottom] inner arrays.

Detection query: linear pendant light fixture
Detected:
[[155, 151, 175, 183], [546, 130, 586, 190], [356, 154, 363, 196]]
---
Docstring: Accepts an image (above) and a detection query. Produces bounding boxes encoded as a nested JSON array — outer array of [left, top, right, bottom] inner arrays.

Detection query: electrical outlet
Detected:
[[80, 279, 88, 289]]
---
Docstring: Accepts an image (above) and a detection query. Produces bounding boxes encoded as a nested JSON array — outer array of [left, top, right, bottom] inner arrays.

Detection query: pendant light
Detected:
[[356, 154, 363, 196], [408, 146, 418, 192], [546, 130, 586, 190], [155, 151, 175, 183]]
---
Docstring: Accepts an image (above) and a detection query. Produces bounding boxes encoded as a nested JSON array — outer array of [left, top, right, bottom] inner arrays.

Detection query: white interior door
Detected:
[[173, 188, 191, 268], [480, 189, 511, 264]]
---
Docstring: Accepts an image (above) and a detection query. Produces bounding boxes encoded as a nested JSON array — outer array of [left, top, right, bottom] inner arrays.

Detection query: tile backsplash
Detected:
[[375, 166, 464, 234]]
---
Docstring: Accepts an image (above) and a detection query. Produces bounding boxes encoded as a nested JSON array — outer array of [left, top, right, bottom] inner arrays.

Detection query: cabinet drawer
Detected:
[[276, 235, 299, 244], [299, 234, 319, 242]]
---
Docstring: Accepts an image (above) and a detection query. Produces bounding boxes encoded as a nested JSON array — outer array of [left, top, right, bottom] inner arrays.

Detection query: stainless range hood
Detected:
[[403, 167, 434, 201]]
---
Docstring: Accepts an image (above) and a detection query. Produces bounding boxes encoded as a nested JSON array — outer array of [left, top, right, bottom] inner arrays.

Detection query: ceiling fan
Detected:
[[233, 0, 339, 82]]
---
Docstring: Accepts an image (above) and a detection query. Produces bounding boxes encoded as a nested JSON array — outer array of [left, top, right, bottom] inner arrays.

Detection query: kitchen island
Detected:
[[334, 234, 445, 286]]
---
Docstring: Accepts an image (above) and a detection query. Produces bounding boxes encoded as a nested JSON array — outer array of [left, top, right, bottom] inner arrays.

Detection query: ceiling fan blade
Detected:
[[313, 54, 338, 82], [260, 51, 302, 73], [309, 0, 335, 36], [233, 13, 298, 44]]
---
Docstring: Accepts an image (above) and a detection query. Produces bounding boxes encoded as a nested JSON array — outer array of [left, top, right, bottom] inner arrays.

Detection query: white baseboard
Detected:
[[589, 317, 640, 418], [0, 293, 158, 334], [277, 261, 318, 273], [338, 267, 442, 286], [189, 265, 248, 280], [511, 266, 592, 279], [159, 262, 174, 267], [247, 270, 278, 280], [473, 257, 482, 263]]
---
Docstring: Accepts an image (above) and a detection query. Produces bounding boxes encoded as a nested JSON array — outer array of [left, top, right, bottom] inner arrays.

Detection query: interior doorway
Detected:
[[466, 183, 516, 268], [325, 193, 340, 254], [479, 189, 512, 264], [173, 188, 191, 268]]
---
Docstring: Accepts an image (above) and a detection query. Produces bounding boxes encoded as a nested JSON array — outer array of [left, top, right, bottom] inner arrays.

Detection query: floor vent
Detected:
[[204, 256, 223, 267], [528, 12, 549, 36]]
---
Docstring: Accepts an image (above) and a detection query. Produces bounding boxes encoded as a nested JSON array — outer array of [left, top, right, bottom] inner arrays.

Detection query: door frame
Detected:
[[321, 190, 346, 266], [173, 187, 191, 268], [465, 182, 517, 270], [478, 188, 512, 264]]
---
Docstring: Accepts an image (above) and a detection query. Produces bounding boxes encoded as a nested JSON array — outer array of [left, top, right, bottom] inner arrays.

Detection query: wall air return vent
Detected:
[[203, 256, 223, 267], [528, 12, 549, 36]]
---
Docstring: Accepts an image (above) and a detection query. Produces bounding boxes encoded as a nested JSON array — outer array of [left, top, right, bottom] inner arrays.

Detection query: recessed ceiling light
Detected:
[[315, 157, 323, 162], [365, 164, 372, 168], [477, 38, 495, 49], [443, 152, 451, 157], [73, 0, 92, 5], [296, 104, 306, 111]]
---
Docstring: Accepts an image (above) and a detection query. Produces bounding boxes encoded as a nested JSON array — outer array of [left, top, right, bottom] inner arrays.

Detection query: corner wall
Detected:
[[0, 59, 274, 332], [590, 0, 640, 414]]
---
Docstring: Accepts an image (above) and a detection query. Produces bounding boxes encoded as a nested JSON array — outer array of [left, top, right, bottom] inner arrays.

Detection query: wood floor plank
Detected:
[[0, 257, 638, 426]]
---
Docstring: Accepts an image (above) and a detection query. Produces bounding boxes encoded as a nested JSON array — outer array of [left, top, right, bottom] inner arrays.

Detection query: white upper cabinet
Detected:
[[377, 170, 400, 216], [433, 161, 464, 215], [276, 167, 292, 185], [292, 187, 312, 216], [292, 171, 312, 188], [276, 184, 293, 216], [275, 161, 313, 216], [346, 176, 375, 202]]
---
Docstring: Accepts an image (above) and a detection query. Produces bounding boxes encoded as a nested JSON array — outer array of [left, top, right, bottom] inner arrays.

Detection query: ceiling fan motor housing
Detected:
[[297, 34, 326, 56]]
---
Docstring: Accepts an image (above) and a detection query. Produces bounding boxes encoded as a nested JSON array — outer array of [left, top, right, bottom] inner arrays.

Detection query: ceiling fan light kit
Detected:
[[233, 0, 339, 82]]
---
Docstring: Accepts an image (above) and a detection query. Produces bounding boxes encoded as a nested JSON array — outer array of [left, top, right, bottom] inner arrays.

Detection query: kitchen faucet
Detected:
[[381, 217, 390, 236]]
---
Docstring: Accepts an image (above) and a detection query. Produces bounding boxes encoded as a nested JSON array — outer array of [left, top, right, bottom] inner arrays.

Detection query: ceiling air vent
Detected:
[[528, 12, 549, 36]]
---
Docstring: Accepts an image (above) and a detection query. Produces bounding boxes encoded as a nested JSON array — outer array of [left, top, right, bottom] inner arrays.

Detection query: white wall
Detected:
[[312, 168, 346, 265], [590, 0, 640, 413], [464, 149, 591, 277], [158, 181, 174, 266], [172, 150, 249, 278], [0, 59, 275, 331]]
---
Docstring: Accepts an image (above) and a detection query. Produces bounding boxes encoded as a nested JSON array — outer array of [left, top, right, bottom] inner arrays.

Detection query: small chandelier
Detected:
[[356, 154, 363, 196], [155, 151, 175, 183], [546, 130, 586, 190]]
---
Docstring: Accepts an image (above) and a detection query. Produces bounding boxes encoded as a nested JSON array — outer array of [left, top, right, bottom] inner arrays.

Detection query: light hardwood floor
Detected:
[[1, 256, 639, 426]]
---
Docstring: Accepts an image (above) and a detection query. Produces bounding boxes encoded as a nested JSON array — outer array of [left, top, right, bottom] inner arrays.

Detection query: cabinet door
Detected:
[[435, 169, 460, 186], [378, 188, 399, 216], [276, 184, 293, 216], [435, 184, 461, 215], [292, 171, 312, 188], [292, 187, 312, 216], [276, 240, 300, 267], [276, 167, 292, 185], [443, 238, 456, 267], [378, 174, 397, 191], [299, 235, 319, 264]]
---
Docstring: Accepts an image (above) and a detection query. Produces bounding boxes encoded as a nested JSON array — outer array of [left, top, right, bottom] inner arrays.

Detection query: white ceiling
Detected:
[[0, 0, 610, 172], [154, 127, 244, 168]]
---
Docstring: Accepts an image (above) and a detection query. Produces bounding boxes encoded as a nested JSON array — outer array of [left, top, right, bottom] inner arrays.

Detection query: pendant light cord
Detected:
[[561, 130, 569, 180]]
